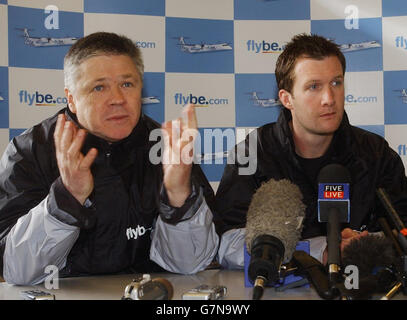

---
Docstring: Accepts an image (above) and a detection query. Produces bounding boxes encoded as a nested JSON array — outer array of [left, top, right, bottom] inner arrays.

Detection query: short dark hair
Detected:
[[275, 33, 346, 93], [64, 32, 144, 92]]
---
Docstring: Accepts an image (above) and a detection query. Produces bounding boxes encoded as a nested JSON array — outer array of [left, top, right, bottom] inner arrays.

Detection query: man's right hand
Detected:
[[322, 228, 369, 265], [54, 114, 98, 205]]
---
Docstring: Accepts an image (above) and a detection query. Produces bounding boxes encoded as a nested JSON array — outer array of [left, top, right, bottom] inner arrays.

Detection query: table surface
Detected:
[[0, 269, 405, 300], [0, 269, 320, 300]]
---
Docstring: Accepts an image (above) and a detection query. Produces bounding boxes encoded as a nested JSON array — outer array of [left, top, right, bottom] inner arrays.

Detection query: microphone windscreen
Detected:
[[246, 178, 306, 262], [342, 234, 397, 278]]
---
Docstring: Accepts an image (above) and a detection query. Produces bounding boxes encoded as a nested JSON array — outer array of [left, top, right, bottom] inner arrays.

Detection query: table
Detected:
[[0, 269, 324, 300], [1, 269, 406, 301], [1, 270, 405, 320]]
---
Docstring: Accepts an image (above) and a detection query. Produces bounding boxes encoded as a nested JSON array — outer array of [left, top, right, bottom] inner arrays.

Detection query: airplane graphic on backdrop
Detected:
[[0, 95, 4, 101], [248, 91, 281, 108], [175, 37, 232, 53], [141, 96, 160, 105], [20, 28, 78, 47], [338, 40, 381, 53], [394, 89, 407, 104]]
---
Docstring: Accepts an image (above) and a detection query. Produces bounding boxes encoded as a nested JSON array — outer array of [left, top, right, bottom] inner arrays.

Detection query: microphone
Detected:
[[376, 189, 407, 297], [378, 217, 404, 257], [342, 234, 397, 278], [376, 188, 407, 254], [245, 178, 306, 300], [317, 164, 351, 288], [122, 274, 174, 300], [340, 235, 398, 299]]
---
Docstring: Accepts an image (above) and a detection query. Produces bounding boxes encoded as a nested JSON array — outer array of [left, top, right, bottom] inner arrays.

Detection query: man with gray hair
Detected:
[[0, 32, 219, 285]]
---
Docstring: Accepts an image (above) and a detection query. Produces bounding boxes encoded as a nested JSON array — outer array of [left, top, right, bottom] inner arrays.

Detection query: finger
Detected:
[[352, 231, 368, 242], [161, 122, 172, 166], [161, 121, 172, 149], [341, 228, 356, 239], [67, 129, 87, 161], [162, 120, 172, 135], [182, 104, 198, 130], [360, 230, 369, 237], [173, 117, 182, 133], [171, 118, 182, 155], [70, 121, 78, 137], [60, 121, 75, 154], [170, 117, 182, 144], [79, 148, 98, 171], [54, 114, 66, 151]]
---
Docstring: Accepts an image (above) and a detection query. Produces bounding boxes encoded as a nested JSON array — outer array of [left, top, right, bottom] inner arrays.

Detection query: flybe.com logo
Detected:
[[345, 94, 378, 104], [135, 40, 156, 49], [174, 93, 229, 107], [246, 40, 285, 53], [19, 90, 67, 106]]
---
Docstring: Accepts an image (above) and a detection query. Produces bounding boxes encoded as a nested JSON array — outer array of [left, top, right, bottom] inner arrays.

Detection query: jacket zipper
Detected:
[[106, 150, 112, 166]]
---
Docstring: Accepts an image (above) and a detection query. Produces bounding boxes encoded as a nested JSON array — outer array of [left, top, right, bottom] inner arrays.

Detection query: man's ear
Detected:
[[64, 88, 76, 114], [278, 89, 293, 111]]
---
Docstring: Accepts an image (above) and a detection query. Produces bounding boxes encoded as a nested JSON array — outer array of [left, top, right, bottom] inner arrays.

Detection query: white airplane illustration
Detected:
[[339, 40, 381, 52], [20, 28, 78, 47], [141, 96, 160, 105], [394, 89, 407, 104], [175, 37, 232, 53], [248, 91, 281, 108], [0, 95, 4, 101]]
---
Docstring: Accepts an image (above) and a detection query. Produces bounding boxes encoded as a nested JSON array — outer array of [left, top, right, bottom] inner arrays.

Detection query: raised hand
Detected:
[[161, 104, 198, 207], [54, 114, 98, 205]]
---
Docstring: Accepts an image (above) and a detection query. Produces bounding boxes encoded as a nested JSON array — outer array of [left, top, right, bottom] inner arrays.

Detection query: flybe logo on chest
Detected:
[[126, 225, 152, 240]]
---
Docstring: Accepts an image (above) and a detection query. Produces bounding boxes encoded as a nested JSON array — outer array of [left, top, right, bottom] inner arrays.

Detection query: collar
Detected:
[[275, 108, 355, 164], [64, 107, 149, 156], [64, 107, 150, 172]]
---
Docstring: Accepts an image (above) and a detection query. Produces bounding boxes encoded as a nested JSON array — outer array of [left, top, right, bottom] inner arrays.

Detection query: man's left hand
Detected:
[[161, 104, 198, 207]]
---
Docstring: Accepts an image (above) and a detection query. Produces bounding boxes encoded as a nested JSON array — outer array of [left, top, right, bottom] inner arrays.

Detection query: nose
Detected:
[[321, 86, 335, 107], [110, 86, 125, 105]]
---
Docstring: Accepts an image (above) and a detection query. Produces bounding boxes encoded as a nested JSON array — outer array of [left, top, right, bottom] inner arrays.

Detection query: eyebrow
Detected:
[[92, 74, 137, 82], [304, 75, 344, 84], [119, 73, 136, 79], [85, 73, 140, 87], [91, 77, 107, 83]]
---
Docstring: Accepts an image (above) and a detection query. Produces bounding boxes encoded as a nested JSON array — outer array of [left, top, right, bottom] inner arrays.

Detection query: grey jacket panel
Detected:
[[0, 110, 218, 283], [217, 228, 245, 270], [150, 197, 219, 275], [3, 196, 79, 285], [4, 193, 219, 285]]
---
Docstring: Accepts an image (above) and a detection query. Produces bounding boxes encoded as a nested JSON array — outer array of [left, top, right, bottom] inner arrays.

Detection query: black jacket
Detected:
[[215, 108, 407, 238], [0, 108, 216, 277]]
